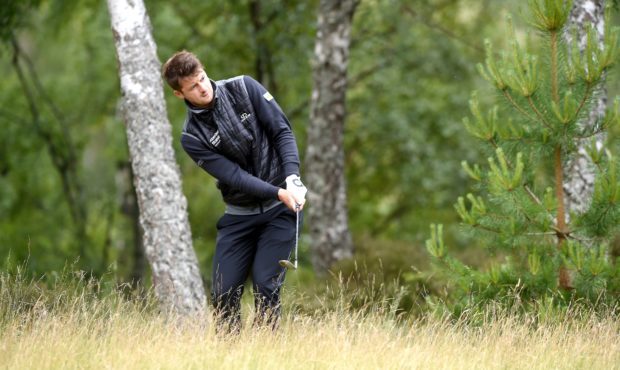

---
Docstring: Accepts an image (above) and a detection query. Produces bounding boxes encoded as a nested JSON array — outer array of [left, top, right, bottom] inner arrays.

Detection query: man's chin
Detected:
[[190, 98, 212, 108]]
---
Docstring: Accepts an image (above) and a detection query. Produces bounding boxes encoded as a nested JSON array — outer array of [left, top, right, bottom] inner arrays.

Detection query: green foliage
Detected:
[[528, 0, 573, 32], [345, 1, 516, 238], [3, 0, 618, 313], [576, 150, 620, 237], [426, 224, 446, 258], [0, 0, 41, 41], [0, 0, 135, 275], [426, 0, 620, 312], [0, 0, 516, 281]]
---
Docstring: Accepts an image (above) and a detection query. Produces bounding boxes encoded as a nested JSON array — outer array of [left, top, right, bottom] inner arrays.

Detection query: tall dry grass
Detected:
[[1, 271, 619, 369]]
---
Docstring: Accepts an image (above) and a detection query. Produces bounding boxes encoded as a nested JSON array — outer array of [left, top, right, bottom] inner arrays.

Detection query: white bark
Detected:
[[305, 0, 359, 274], [107, 0, 206, 315], [563, 0, 607, 216]]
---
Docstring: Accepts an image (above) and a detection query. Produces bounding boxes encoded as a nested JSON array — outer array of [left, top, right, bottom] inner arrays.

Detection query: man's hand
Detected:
[[285, 174, 307, 207], [278, 188, 305, 211]]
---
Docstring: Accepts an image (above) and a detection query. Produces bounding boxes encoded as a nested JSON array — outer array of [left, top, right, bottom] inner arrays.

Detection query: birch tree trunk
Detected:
[[107, 0, 206, 315], [563, 0, 607, 216], [305, 0, 359, 274]]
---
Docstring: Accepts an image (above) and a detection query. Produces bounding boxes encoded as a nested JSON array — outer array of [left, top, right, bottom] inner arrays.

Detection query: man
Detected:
[[162, 50, 307, 332]]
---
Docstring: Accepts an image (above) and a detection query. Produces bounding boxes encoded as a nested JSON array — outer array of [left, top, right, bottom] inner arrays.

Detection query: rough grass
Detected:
[[1, 271, 619, 369]]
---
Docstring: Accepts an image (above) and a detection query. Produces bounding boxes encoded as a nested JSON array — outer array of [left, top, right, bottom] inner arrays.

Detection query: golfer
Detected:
[[162, 50, 307, 332]]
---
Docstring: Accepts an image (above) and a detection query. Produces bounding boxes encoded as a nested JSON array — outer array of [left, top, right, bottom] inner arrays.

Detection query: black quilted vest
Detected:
[[182, 76, 284, 206]]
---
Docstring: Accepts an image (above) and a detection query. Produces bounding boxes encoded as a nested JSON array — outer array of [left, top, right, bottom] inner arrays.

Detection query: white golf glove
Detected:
[[286, 174, 307, 206]]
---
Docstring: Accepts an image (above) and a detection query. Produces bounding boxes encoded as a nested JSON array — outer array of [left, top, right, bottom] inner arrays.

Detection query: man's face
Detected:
[[173, 69, 214, 108]]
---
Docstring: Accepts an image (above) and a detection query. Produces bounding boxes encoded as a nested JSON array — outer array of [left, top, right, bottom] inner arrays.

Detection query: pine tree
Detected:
[[426, 0, 620, 308]]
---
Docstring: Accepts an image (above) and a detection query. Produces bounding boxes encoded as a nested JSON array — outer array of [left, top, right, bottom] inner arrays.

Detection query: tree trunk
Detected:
[[305, 0, 359, 275], [249, 0, 278, 96], [563, 0, 607, 216], [107, 0, 206, 316]]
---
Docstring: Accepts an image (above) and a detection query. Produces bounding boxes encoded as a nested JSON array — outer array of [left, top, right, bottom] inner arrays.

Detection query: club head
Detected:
[[279, 259, 297, 270]]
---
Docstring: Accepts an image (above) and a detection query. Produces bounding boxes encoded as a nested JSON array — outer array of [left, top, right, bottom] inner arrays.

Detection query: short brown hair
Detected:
[[162, 50, 204, 91]]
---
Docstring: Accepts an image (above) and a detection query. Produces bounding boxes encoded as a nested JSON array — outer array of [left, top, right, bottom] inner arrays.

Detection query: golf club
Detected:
[[279, 204, 300, 270]]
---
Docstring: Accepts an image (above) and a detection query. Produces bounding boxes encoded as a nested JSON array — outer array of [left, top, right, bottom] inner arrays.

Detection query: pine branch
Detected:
[[472, 224, 502, 234], [566, 232, 600, 244], [525, 232, 558, 236], [523, 184, 542, 205], [509, 190, 557, 234], [486, 134, 560, 229], [527, 96, 554, 130], [550, 30, 560, 104], [572, 83, 594, 125], [574, 124, 606, 140], [502, 90, 537, 122]]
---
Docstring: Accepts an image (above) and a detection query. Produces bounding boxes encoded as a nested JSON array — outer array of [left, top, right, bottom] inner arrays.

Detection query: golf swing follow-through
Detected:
[[162, 50, 307, 333]]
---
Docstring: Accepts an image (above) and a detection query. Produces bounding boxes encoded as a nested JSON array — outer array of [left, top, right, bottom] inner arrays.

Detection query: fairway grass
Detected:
[[1, 299, 619, 370]]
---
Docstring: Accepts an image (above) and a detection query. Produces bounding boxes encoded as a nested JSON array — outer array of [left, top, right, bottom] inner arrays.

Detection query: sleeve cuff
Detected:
[[284, 163, 300, 178]]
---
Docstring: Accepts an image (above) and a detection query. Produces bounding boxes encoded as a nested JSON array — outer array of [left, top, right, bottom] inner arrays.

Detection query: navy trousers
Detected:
[[211, 203, 300, 331]]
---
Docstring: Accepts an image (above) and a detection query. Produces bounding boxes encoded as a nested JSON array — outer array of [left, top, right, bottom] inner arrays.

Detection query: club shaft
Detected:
[[294, 207, 299, 266]]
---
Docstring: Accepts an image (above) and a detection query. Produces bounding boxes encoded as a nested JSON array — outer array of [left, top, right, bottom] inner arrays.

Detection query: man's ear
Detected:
[[173, 90, 184, 99]]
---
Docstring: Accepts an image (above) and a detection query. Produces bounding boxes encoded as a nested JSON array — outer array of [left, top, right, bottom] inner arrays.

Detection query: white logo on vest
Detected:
[[240, 113, 251, 122], [209, 130, 221, 147]]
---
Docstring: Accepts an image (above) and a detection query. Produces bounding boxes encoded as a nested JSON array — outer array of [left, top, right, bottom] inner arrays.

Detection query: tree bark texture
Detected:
[[107, 0, 206, 315], [305, 0, 359, 274], [563, 0, 607, 216]]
